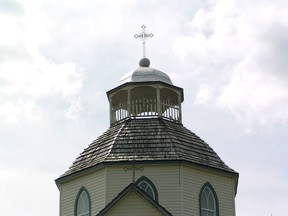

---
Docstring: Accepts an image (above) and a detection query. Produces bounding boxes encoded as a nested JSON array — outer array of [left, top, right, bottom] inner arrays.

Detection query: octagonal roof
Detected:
[[59, 118, 237, 179]]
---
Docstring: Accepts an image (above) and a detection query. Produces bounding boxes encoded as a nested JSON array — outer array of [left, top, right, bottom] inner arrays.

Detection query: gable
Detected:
[[96, 183, 172, 216], [106, 190, 163, 216]]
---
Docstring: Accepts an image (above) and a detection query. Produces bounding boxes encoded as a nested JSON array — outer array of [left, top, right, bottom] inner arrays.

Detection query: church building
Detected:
[[55, 27, 239, 216]]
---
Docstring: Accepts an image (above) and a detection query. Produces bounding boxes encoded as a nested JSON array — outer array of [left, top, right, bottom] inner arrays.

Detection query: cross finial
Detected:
[[134, 25, 153, 58]]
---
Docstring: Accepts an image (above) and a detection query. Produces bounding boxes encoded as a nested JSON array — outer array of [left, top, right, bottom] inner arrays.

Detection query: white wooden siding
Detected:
[[182, 165, 236, 216], [106, 190, 163, 216], [59, 163, 236, 216], [60, 168, 106, 216], [106, 164, 181, 216]]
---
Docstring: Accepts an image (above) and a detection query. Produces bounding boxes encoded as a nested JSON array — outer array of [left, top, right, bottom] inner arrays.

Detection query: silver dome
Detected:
[[118, 66, 173, 85]]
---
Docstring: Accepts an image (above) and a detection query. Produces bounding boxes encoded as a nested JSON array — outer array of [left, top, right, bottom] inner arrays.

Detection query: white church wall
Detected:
[[106, 190, 163, 216], [59, 162, 236, 216], [182, 164, 236, 216], [106, 164, 182, 216], [60, 168, 106, 216]]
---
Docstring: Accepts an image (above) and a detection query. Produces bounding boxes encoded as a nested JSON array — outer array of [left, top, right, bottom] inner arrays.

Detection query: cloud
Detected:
[[65, 97, 83, 120], [218, 55, 288, 126], [0, 0, 83, 123], [0, 60, 81, 97], [0, 99, 41, 123], [0, 0, 22, 13], [172, 0, 288, 127], [195, 84, 214, 105], [0, 164, 58, 216]]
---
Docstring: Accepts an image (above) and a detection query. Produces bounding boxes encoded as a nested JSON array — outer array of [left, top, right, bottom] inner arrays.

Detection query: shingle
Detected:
[[61, 118, 236, 177]]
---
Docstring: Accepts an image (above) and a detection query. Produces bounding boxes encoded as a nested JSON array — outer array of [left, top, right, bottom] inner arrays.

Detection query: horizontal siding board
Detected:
[[59, 162, 236, 216], [106, 164, 181, 216], [182, 165, 235, 216], [60, 168, 106, 216], [107, 191, 163, 216]]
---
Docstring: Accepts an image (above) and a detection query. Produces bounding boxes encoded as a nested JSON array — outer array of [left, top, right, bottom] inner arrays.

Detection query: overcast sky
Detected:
[[1, 0, 288, 215]]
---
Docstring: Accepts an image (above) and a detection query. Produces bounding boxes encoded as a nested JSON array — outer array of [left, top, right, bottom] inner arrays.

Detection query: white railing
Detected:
[[111, 98, 181, 124]]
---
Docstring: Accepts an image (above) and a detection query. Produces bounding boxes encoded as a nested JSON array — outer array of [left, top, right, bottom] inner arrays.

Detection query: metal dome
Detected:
[[118, 58, 173, 85]]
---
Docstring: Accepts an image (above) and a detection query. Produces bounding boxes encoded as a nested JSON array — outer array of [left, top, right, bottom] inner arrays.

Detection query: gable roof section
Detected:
[[58, 118, 237, 179], [96, 183, 172, 216]]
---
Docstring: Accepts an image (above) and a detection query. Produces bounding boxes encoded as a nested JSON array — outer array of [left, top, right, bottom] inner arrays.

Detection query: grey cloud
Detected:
[[258, 23, 288, 78]]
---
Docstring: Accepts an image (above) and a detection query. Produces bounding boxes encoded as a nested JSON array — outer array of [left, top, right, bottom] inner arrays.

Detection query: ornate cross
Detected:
[[124, 163, 144, 183], [134, 25, 153, 58]]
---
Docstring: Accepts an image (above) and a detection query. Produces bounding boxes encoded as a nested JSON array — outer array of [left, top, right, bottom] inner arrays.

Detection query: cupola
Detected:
[[107, 58, 184, 125]]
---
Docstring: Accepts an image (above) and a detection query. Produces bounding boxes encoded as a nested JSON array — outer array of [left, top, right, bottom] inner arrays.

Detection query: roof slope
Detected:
[[61, 118, 236, 178]]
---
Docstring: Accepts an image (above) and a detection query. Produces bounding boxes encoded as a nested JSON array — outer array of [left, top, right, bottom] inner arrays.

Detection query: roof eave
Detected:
[[55, 159, 238, 187]]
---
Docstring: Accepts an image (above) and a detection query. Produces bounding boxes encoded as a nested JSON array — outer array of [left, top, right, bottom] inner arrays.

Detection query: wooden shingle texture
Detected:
[[61, 118, 236, 177]]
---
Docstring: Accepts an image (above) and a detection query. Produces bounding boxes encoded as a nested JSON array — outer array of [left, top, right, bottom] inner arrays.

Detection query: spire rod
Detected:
[[134, 25, 153, 58]]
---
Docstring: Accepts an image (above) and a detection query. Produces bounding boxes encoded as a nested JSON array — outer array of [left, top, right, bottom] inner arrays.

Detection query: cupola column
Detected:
[[108, 96, 114, 124], [127, 88, 131, 118], [156, 87, 161, 117], [178, 92, 182, 122]]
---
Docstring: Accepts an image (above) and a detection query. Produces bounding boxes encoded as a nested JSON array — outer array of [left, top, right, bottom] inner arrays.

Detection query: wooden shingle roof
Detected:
[[60, 118, 236, 178]]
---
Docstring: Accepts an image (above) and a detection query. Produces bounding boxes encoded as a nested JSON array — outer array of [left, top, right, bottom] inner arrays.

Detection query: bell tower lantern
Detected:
[[107, 58, 184, 125]]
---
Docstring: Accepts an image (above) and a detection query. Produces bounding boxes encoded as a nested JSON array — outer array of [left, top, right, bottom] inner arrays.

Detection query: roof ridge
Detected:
[[104, 119, 131, 161], [160, 119, 182, 160], [163, 120, 237, 173]]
